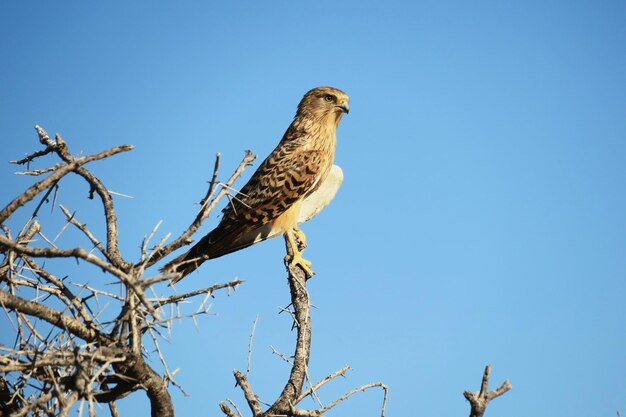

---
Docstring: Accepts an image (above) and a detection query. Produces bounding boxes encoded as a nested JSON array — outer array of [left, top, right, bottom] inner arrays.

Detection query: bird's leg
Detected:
[[284, 229, 314, 278], [292, 225, 307, 251]]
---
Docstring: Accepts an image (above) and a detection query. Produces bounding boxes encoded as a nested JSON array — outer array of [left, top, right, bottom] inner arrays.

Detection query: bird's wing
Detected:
[[161, 149, 328, 279], [221, 147, 327, 229], [297, 164, 343, 224]]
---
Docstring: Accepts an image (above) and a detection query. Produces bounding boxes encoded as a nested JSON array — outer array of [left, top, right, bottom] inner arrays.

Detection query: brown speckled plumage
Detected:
[[162, 86, 349, 282]]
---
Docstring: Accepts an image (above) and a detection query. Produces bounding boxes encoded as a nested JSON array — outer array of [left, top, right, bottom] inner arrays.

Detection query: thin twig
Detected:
[[59, 205, 109, 259], [11, 147, 55, 166], [200, 152, 221, 207], [297, 365, 352, 403], [46, 129, 130, 269], [320, 382, 388, 416], [14, 162, 64, 176], [0, 235, 158, 318], [0, 142, 133, 224], [151, 280, 243, 308], [246, 315, 259, 377]]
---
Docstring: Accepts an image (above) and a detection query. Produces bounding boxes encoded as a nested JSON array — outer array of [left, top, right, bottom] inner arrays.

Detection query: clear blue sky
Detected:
[[2, 1, 626, 416]]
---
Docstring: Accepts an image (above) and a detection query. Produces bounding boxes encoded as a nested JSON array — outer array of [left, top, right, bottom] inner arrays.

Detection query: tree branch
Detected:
[[265, 258, 311, 416], [463, 365, 511, 417], [34, 126, 129, 268], [0, 290, 104, 343], [0, 235, 158, 318], [223, 234, 389, 417], [151, 279, 244, 308], [3, 127, 393, 417], [0, 142, 133, 224], [297, 365, 351, 403]]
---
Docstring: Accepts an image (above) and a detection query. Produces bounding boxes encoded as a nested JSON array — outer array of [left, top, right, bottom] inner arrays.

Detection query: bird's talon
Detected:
[[288, 252, 314, 278]]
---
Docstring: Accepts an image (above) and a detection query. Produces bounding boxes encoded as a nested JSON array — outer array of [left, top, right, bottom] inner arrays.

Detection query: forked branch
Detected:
[[464, 365, 511, 417]]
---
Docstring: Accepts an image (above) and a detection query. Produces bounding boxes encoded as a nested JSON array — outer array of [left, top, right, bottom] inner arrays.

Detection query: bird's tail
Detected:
[[160, 238, 212, 285], [160, 224, 275, 285]]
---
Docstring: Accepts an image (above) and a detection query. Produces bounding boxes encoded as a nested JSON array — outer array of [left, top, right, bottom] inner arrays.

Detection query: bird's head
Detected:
[[297, 86, 350, 126]]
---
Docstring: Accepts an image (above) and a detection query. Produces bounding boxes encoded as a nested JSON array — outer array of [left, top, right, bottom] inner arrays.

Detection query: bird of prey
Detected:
[[161, 86, 349, 284]]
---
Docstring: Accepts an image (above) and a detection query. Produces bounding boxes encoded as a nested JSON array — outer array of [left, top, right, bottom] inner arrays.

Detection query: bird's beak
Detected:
[[337, 101, 350, 114]]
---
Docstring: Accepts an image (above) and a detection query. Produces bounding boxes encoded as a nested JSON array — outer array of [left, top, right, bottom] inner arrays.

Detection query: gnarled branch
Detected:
[[464, 365, 512, 417]]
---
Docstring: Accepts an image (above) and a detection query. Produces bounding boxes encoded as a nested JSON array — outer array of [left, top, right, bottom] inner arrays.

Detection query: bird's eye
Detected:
[[324, 94, 335, 102]]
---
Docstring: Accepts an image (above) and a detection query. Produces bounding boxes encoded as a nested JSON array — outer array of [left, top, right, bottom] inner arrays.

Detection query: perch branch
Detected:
[[222, 233, 388, 417], [264, 245, 311, 416], [224, 237, 312, 417]]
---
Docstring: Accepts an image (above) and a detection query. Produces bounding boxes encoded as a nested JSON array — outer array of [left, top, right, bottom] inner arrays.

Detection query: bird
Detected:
[[161, 86, 349, 284]]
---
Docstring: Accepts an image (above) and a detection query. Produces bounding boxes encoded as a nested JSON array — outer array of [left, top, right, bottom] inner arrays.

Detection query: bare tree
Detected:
[[0, 127, 388, 416], [0, 126, 509, 416], [0, 126, 254, 416]]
